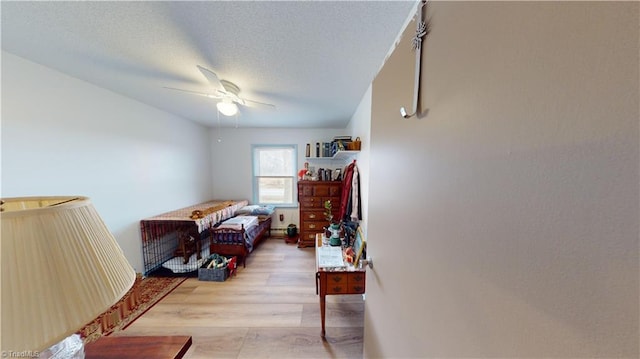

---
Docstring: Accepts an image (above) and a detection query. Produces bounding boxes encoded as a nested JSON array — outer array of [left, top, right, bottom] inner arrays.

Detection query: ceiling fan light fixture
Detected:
[[217, 100, 238, 116]]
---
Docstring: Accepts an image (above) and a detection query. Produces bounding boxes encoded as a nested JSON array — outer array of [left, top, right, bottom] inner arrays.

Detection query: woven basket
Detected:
[[347, 137, 361, 150], [198, 266, 228, 281], [198, 256, 236, 281]]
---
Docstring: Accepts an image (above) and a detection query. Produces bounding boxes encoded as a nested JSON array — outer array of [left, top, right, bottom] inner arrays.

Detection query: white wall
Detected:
[[346, 85, 371, 232], [1, 52, 213, 272], [365, 1, 638, 357], [209, 127, 348, 231]]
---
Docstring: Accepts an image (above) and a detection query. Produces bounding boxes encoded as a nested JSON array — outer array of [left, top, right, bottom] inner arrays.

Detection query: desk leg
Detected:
[[320, 293, 326, 338]]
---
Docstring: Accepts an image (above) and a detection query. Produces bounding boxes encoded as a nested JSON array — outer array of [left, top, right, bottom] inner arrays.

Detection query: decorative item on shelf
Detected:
[[298, 162, 313, 180], [334, 168, 342, 181], [330, 136, 352, 157], [347, 137, 362, 151]]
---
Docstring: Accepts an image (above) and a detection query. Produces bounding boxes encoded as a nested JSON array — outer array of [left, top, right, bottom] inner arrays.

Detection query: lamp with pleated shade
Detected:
[[1, 196, 136, 355]]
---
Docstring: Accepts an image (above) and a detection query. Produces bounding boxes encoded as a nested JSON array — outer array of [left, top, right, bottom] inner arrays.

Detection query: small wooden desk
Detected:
[[315, 233, 366, 337], [84, 335, 192, 359]]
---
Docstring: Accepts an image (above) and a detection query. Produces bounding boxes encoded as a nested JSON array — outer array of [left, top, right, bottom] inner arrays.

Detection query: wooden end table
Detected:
[[315, 233, 366, 337], [84, 335, 192, 359]]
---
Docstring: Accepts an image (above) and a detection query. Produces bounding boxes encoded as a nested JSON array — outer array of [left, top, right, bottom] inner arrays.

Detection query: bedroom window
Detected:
[[252, 145, 297, 206]]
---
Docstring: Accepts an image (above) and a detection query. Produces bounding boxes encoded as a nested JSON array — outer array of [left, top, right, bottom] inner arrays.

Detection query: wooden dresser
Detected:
[[297, 180, 342, 247]]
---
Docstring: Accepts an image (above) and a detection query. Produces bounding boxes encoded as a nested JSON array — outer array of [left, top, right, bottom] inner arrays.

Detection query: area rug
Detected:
[[78, 275, 187, 344]]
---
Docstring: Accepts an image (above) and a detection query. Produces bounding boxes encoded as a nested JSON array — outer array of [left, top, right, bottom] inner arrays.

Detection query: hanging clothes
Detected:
[[338, 161, 361, 221], [338, 161, 355, 221], [349, 165, 361, 221]]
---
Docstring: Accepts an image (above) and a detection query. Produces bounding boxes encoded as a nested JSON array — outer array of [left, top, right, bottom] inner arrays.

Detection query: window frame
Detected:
[[251, 144, 298, 207]]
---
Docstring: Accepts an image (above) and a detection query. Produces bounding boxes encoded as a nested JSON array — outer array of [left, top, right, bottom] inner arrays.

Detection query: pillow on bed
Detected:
[[235, 204, 275, 216], [217, 215, 259, 230]]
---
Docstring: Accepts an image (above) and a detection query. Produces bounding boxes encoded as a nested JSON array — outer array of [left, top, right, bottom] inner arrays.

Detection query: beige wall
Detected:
[[364, 1, 638, 357]]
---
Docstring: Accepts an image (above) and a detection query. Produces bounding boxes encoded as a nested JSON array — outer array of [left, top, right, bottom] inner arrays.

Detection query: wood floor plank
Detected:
[[237, 327, 363, 359], [183, 286, 318, 304], [122, 238, 364, 358], [301, 302, 365, 328], [133, 302, 304, 327], [266, 272, 317, 287]]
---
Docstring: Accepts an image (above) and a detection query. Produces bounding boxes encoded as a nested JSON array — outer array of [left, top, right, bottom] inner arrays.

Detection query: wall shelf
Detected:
[[305, 150, 359, 161]]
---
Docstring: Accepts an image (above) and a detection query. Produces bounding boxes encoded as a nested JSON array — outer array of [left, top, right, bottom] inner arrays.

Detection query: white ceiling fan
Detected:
[[165, 65, 276, 116]]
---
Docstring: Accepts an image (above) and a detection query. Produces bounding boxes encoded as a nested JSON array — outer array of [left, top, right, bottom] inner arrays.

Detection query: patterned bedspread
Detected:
[[211, 216, 270, 253], [143, 199, 248, 233]]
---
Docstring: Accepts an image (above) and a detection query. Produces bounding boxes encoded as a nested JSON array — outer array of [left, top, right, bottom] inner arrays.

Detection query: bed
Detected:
[[209, 205, 275, 267]]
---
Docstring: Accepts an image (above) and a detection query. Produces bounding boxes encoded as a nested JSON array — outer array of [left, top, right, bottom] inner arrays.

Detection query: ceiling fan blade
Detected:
[[197, 65, 226, 92], [163, 86, 222, 99], [240, 98, 277, 110]]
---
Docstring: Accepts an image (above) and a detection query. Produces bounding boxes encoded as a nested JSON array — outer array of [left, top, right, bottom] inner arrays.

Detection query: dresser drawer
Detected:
[[300, 197, 341, 210], [324, 196, 341, 210], [300, 231, 317, 242], [300, 197, 323, 208], [299, 184, 313, 197], [313, 184, 343, 197], [301, 210, 323, 221], [301, 221, 324, 232]]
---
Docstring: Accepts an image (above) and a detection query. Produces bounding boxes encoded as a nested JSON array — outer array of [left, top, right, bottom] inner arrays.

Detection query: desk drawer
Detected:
[[325, 273, 348, 294], [348, 272, 366, 294], [322, 272, 366, 294]]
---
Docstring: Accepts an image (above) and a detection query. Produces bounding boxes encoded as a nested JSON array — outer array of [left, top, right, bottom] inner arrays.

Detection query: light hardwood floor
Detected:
[[117, 237, 365, 358]]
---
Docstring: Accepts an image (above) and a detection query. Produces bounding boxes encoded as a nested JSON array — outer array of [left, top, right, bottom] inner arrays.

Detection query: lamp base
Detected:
[[40, 334, 85, 359]]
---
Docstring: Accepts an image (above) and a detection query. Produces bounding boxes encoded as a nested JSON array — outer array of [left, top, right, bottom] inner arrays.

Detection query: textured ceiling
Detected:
[[1, 1, 416, 128]]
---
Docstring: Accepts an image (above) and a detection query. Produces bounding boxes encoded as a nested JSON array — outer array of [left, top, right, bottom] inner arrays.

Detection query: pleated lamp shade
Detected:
[[1, 196, 136, 352]]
